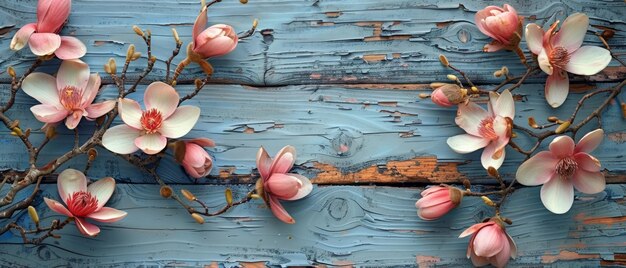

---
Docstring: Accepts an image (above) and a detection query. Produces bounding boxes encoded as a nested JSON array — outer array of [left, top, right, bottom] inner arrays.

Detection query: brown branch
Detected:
[[3, 58, 44, 112]]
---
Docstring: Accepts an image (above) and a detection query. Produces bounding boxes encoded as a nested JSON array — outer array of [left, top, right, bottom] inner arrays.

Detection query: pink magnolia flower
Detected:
[[516, 129, 605, 214], [256, 146, 312, 224], [459, 218, 517, 268], [415, 185, 463, 220], [44, 169, 127, 237], [21, 59, 115, 129], [525, 13, 612, 108], [181, 138, 215, 178], [430, 84, 468, 107], [10, 0, 86, 59], [447, 90, 515, 170], [191, 6, 238, 58], [102, 82, 200, 155], [475, 4, 523, 52]]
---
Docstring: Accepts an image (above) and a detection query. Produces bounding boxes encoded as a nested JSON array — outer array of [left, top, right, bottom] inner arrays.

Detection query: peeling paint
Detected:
[[541, 250, 601, 264], [416, 255, 441, 268]]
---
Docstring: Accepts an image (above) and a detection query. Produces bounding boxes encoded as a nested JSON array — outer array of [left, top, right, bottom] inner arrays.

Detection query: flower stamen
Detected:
[[479, 116, 498, 140], [549, 46, 570, 70], [59, 86, 83, 111], [140, 108, 163, 134], [556, 156, 578, 178], [66, 191, 99, 217]]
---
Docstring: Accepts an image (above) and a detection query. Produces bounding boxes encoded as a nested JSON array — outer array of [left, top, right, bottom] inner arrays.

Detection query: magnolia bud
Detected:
[[487, 166, 499, 178], [191, 213, 204, 224], [250, 194, 262, 199], [194, 78, 203, 89], [501, 66, 509, 76], [430, 84, 467, 107], [438, 54, 449, 67], [133, 25, 144, 37], [126, 45, 136, 60], [149, 55, 157, 63], [470, 86, 479, 93], [28, 206, 39, 225], [160, 186, 173, 198], [45, 125, 57, 139], [555, 121, 571, 134], [418, 93, 429, 99], [87, 148, 98, 161], [448, 187, 464, 205], [240, 0, 248, 4], [131, 52, 142, 61], [429, 82, 447, 89], [171, 28, 181, 45], [225, 188, 233, 206], [446, 74, 458, 81], [481, 196, 495, 207], [547, 116, 559, 122], [107, 58, 117, 74], [528, 117, 539, 128], [7, 66, 16, 78], [181, 189, 196, 201], [493, 70, 503, 77], [462, 179, 471, 190]]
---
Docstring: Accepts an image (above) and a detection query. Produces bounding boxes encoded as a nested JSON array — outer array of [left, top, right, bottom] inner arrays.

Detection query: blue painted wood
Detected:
[[0, 0, 624, 85], [1, 83, 624, 184], [1, 184, 626, 267]]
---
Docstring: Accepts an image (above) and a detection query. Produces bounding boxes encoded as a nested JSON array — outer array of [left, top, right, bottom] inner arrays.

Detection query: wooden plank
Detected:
[[1, 83, 624, 184], [1, 0, 625, 86], [1, 184, 626, 266]]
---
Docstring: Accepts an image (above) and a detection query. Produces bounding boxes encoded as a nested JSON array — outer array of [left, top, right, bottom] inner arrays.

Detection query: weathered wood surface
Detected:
[[1, 0, 625, 85], [2, 185, 626, 267], [1, 0, 626, 267], [1, 83, 624, 185]]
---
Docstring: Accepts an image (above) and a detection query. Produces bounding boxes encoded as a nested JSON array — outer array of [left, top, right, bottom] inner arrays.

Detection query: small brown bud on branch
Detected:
[[438, 54, 449, 67], [132, 25, 144, 37], [45, 125, 57, 139], [418, 93, 430, 99], [225, 188, 233, 206], [106, 58, 117, 74], [470, 86, 479, 93], [462, 179, 471, 190], [555, 121, 571, 134], [191, 213, 204, 224], [446, 74, 458, 81], [28, 206, 39, 226], [429, 82, 447, 89], [181, 189, 196, 201], [130, 52, 142, 61], [88, 148, 98, 161], [240, 0, 249, 4], [7, 66, 16, 78], [171, 28, 181, 45], [481, 196, 496, 207], [126, 45, 136, 61], [528, 117, 539, 128], [160, 186, 173, 198], [493, 70, 503, 78], [547, 116, 559, 122]]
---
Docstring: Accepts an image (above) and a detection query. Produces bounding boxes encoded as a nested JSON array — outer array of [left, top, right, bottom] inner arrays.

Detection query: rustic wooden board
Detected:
[[1, 184, 626, 267], [1, 83, 624, 185], [1, 0, 625, 85]]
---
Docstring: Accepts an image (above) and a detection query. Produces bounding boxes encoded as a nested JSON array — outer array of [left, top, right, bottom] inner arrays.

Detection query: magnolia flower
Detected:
[[22, 60, 115, 129], [191, 6, 238, 59], [459, 218, 517, 268], [475, 4, 523, 52], [181, 138, 215, 178], [430, 84, 468, 107], [516, 129, 605, 214], [256, 146, 312, 224], [447, 90, 514, 170], [415, 185, 463, 220], [525, 13, 612, 108], [44, 169, 127, 237], [102, 82, 200, 155], [10, 0, 86, 59]]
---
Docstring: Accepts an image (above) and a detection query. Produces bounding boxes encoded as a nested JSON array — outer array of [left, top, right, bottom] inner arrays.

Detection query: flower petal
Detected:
[[57, 168, 87, 204], [10, 23, 37, 51], [30, 104, 67, 123], [159, 106, 200, 138], [470, 250, 491, 267], [549, 135, 575, 158], [268, 195, 295, 224], [483, 41, 505, 52], [269, 145, 297, 174], [81, 74, 102, 106], [118, 98, 143, 129], [554, 13, 589, 52], [134, 133, 167, 155], [455, 102, 489, 136], [102, 124, 141, 154], [55, 36, 87, 60], [494, 89, 514, 119], [64, 110, 83, 129], [256, 147, 272, 180], [85, 100, 116, 120], [88, 207, 127, 223], [565, 46, 611, 76], [44, 197, 73, 217], [283, 173, 312, 201], [516, 151, 558, 186], [481, 141, 506, 170], [473, 224, 505, 257], [74, 217, 101, 237], [36, 0, 71, 33], [188, 138, 215, 147], [545, 71, 569, 108], [56, 59, 90, 92], [571, 169, 605, 194], [447, 134, 490, 154], [507, 233, 517, 258], [192, 6, 208, 46], [144, 81, 179, 118], [265, 173, 301, 199], [525, 23, 544, 55], [27, 32, 61, 56], [576, 128, 604, 153], [574, 152, 601, 172], [22, 72, 62, 108], [459, 222, 494, 238], [538, 48, 553, 75], [540, 174, 574, 214], [87, 177, 115, 210], [489, 237, 511, 268]]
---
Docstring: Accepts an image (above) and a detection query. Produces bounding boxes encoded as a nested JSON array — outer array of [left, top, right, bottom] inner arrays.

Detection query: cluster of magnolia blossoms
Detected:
[[10, 0, 312, 238], [419, 4, 611, 268]]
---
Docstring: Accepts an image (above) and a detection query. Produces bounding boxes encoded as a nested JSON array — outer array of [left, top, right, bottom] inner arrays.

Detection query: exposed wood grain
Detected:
[[1, 184, 626, 267], [0, 0, 624, 86], [1, 82, 623, 184]]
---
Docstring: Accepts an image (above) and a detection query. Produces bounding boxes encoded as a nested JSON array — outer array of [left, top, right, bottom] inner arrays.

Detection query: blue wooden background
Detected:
[[1, 0, 626, 267]]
